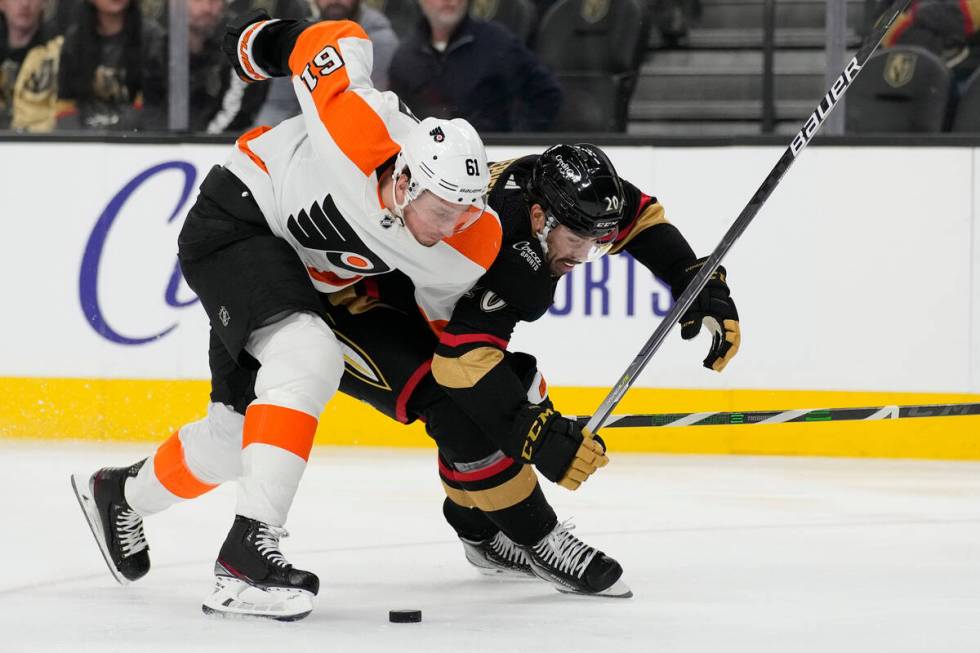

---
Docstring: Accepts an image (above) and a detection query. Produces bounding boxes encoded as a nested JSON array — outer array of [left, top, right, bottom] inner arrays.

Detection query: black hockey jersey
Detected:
[[429, 155, 700, 456]]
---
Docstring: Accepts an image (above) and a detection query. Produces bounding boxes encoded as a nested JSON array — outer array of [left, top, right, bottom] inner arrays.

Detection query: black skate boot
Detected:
[[202, 515, 319, 621], [70, 462, 150, 585], [460, 531, 536, 579], [522, 521, 632, 598]]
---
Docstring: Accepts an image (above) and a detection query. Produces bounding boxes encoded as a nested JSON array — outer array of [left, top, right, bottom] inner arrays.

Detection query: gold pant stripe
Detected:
[[440, 466, 538, 512]]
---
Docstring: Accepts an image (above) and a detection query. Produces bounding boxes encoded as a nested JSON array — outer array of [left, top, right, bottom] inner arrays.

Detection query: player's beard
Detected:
[[548, 255, 581, 277], [319, 0, 359, 21]]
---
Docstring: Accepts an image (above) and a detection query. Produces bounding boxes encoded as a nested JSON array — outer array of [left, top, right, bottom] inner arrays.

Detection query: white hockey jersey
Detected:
[[224, 19, 501, 330]]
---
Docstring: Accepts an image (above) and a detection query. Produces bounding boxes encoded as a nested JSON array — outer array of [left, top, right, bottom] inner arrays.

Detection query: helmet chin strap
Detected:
[[536, 214, 559, 257], [389, 166, 414, 224]]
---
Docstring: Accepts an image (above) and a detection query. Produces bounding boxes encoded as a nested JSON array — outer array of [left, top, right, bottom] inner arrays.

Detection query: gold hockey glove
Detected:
[[521, 411, 609, 491], [557, 430, 609, 491]]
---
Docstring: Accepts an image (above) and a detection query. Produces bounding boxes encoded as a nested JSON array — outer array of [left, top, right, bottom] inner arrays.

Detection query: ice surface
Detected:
[[1, 440, 978, 653]]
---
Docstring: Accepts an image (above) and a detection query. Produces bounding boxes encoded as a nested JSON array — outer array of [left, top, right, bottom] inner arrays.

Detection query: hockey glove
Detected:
[[222, 9, 273, 83], [673, 257, 741, 372], [521, 410, 609, 491]]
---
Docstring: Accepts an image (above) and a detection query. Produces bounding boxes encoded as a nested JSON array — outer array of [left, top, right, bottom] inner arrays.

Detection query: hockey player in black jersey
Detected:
[[319, 143, 741, 598]]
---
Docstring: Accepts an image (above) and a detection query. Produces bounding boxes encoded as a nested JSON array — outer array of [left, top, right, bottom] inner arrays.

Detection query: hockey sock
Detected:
[[443, 497, 498, 541], [480, 482, 557, 547]]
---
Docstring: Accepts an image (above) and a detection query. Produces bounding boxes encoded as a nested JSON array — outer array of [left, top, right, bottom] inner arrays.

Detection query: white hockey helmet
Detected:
[[392, 117, 490, 230]]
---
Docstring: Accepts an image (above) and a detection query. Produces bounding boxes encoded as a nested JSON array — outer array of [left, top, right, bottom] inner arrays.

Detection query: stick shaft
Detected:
[[584, 0, 913, 435], [576, 403, 980, 429]]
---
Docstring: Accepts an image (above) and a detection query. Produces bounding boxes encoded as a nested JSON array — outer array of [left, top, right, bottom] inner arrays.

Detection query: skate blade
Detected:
[[555, 577, 633, 599], [202, 577, 315, 622], [70, 473, 130, 586]]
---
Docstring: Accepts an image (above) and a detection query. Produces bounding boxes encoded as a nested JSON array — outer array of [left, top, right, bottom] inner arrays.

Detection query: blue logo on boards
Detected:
[[549, 255, 674, 318], [79, 161, 199, 345]]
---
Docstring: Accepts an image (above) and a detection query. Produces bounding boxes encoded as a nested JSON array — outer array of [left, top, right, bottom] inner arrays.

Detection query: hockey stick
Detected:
[[576, 402, 980, 429], [584, 0, 913, 436]]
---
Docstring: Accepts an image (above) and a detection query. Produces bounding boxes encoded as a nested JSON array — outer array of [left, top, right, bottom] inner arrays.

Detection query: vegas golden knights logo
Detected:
[[581, 0, 610, 24], [471, 0, 499, 19], [334, 332, 392, 391], [884, 52, 916, 89]]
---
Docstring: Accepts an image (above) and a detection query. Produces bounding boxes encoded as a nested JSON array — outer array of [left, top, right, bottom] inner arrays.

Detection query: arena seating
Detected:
[[846, 46, 951, 133]]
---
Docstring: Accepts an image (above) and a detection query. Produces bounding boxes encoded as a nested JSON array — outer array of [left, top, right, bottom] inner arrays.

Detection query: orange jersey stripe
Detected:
[[287, 21, 400, 176], [443, 212, 502, 271], [153, 432, 218, 499], [237, 125, 272, 173], [243, 404, 318, 462], [317, 91, 400, 176]]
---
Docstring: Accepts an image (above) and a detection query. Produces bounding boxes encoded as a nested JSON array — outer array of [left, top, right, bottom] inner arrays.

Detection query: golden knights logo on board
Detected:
[[471, 0, 499, 19], [884, 51, 916, 88], [581, 0, 610, 23]]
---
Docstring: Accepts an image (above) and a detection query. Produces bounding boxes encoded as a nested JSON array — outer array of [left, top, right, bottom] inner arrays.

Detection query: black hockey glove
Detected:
[[222, 9, 272, 83], [520, 409, 608, 491], [673, 257, 741, 372]]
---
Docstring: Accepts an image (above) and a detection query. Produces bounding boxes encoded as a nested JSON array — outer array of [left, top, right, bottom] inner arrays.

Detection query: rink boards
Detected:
[[2, 142, 979, 458]]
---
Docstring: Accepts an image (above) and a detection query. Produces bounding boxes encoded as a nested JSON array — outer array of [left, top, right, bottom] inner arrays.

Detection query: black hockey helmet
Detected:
[[526, 143, 624, 238]]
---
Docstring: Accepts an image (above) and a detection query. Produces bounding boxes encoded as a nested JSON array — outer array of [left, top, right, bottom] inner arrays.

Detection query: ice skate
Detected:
[[71, 462, 150, 585], [460, 531, 536, 579], [523, 520, 632, 598], [202, 515, 319, 622]]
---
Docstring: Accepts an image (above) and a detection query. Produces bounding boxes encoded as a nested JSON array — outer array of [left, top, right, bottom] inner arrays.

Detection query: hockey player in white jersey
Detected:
[[71, 13, 501, 622]]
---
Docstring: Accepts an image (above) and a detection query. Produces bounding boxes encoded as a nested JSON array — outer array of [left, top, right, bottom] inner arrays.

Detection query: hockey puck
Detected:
[[389, 609, 422, 623]]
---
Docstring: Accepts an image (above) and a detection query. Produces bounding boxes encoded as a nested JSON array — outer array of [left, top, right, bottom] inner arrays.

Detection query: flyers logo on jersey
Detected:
[[286, 195, 391, 274]]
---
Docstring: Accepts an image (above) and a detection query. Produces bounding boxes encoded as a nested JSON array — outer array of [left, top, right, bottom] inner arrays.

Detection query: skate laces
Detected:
[[254, 523, 290, 568], [115, 508, 148, 557], [534, 520, 598, 579], [489, 532, 530, 566]]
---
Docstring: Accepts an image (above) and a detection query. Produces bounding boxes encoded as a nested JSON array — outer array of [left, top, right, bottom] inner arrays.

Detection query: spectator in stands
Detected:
[[187, 0, 265, 131], [319, 0, 396, 87], [56, 0, 167, 130], [1, 0, 62, 131], [883, 0, 980, 80], [252, 0, 397, 126], [388, 0, 562, 132]]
